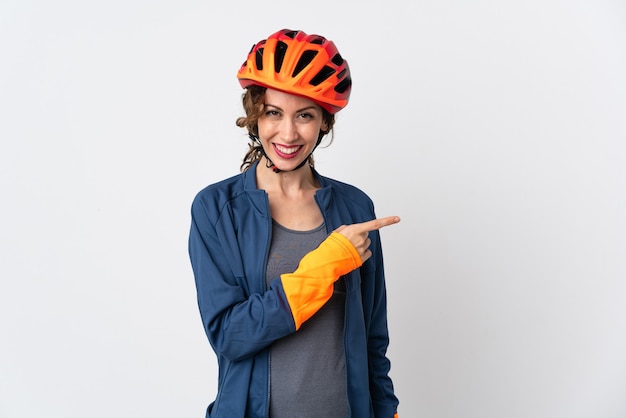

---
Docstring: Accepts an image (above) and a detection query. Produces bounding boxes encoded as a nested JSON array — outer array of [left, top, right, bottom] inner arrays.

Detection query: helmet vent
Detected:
[[310, 65, 336, 86], [292, 50, 318, 77], [284, 30, 298, 39], [310, 37, 325, 45], [255, 48, 264, 70], [334, 77, 352, 94], [331, 53, 344, 66], [274, 41, 288, 72]]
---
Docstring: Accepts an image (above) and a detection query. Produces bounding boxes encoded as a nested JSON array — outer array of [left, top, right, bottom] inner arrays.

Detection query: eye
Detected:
[[264, 109, 280, 117], [297, 112, 314, 120]]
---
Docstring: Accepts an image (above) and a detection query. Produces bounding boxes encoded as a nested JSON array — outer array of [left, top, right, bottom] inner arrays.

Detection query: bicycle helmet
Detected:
[[237, 29, 352, 114]]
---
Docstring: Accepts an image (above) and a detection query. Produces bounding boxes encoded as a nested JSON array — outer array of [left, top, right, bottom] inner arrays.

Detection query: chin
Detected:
[[274, 159, 307, 172]]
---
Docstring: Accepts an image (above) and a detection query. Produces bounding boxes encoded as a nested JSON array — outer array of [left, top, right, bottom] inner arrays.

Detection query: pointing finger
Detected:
[[357, 216, 401, 232]]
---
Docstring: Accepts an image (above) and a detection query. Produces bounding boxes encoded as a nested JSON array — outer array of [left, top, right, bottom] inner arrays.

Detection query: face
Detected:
[[257, 88, 327, 172]]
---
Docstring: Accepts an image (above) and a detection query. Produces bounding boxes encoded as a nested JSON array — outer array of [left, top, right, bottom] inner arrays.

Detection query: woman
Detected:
[[189, 28, 400, 418]]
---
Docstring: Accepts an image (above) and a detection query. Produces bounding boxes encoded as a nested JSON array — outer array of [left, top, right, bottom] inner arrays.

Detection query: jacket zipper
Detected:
[[263, 192, 273, 418], [343, 286, 352, 418]]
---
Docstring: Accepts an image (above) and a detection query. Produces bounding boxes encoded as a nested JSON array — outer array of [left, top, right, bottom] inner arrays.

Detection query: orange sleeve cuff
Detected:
[[281, 232, 362, 330]]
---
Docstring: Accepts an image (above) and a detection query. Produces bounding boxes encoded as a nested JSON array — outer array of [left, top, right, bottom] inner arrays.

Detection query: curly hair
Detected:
[[235, 85, 335, 172]]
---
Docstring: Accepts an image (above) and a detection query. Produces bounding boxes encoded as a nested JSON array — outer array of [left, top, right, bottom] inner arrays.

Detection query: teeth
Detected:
[[275, 144, 299, 154]]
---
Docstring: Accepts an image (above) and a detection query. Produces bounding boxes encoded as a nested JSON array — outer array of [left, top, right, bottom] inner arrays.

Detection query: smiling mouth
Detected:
[[273, 144, 303, 159]]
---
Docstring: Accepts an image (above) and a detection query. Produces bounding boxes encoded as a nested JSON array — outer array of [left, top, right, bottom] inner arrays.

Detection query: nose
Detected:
[[279, 118, 298, 142]]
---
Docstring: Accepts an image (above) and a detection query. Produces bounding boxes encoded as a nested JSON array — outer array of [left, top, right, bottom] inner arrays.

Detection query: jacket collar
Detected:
[[241, 161, 332, 214]]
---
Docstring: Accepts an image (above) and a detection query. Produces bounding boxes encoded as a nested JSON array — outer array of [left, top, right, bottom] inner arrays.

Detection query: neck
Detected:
[[255, 157, 318, 193]]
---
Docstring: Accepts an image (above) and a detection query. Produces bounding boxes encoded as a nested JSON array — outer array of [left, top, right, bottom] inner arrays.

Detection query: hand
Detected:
[[334, 216, 401, 263]]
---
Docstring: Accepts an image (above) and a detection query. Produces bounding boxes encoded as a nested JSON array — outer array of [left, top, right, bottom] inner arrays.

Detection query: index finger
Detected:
[[357, 216, 401, 232]]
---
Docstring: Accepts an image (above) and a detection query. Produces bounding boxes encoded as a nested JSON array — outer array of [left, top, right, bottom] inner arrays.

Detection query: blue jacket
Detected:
[[189, 162, 399, 417]]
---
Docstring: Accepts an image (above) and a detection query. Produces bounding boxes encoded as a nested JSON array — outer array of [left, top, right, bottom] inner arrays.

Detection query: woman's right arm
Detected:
[[189, 198, 364, 361], [189, 199, 295, 361]]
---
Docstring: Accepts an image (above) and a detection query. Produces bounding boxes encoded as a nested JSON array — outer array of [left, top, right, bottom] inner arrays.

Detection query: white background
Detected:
[[1, 1, 625, 417]]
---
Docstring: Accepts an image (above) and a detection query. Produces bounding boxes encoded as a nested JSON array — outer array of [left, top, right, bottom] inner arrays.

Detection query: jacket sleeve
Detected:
[[365, 230, 400, 418], [189, 197, 362, 361], [189, 200, 292, 362]]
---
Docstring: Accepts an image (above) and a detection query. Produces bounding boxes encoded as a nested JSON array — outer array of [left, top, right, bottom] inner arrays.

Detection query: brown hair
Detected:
[[235, 85, 336, 172]]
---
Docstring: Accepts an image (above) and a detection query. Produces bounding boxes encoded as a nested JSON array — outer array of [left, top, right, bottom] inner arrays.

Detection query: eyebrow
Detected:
[[264, 104, 319, 113]]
